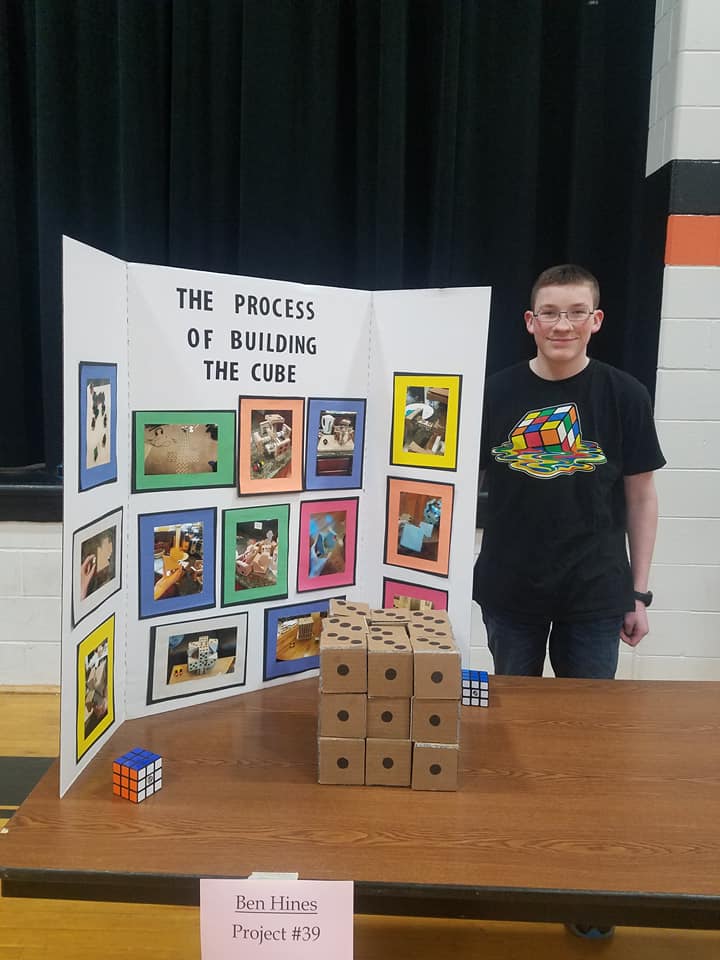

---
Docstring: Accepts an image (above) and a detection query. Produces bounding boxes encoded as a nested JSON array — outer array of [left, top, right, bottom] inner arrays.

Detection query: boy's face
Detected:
[[524, 282, 603, 370]]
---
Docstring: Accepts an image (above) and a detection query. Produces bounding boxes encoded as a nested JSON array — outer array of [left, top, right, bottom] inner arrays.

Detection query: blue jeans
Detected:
[[482, 607, 622, 679]]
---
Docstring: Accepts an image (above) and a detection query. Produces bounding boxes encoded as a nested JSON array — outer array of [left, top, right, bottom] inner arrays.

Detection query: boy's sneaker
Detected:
[[565, 923, 615, 940]]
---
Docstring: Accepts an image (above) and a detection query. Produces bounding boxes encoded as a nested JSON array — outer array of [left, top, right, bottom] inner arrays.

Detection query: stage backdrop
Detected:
[[60, 237, 490, 796]]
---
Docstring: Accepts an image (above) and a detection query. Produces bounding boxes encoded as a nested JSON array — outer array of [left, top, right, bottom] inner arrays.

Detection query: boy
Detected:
[[473, 264, 665, 679]]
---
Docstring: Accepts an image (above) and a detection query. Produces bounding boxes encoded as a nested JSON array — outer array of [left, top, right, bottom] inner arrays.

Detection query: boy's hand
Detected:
[[621, 601, 649, 647]]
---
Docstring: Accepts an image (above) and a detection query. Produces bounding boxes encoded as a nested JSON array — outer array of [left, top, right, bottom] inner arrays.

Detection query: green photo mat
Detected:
[[222, 504, 290, 606], [133, 410, 236, 492]]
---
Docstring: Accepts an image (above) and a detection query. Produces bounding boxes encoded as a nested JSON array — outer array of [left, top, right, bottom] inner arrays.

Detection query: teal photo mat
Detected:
[[133, 411, 236, 492]]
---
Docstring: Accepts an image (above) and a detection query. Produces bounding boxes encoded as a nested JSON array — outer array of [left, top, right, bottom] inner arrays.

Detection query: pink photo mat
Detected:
[[297, 496, 358, 592]]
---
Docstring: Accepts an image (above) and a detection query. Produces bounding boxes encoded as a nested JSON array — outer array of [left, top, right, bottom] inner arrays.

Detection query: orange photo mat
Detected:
[[384, 476, 454, 577], [238, 397, 305, 495]]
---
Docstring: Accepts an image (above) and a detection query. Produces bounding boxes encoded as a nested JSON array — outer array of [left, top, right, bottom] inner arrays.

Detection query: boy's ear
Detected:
[[591, 309, 604, 333], [524, 310, 535, 333]]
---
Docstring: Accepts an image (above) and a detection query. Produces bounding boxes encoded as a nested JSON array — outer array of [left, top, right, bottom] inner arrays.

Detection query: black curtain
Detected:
[[1, 0, 659, 475]]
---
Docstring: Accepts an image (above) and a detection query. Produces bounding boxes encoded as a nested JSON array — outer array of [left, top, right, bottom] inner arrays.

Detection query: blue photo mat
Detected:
[[138, 508, 216, 619], [263, 596, 338, 680], [79, 362, 118, 491], [305, 398, 366, 490]]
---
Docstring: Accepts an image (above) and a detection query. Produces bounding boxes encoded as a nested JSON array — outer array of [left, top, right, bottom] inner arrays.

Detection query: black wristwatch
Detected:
[[634, 590, 653, 607]]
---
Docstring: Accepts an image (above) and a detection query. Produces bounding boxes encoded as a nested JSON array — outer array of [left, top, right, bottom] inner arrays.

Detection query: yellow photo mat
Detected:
[[76, 613, 115, 761], [391, 373, 461, 470]]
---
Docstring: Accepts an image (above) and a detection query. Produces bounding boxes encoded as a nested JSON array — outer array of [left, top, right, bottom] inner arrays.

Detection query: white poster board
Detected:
[[61, 237, 490, 795]]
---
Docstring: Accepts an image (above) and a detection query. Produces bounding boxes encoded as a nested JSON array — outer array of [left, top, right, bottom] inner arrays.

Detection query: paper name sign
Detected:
[[200, 878, 353, 959]]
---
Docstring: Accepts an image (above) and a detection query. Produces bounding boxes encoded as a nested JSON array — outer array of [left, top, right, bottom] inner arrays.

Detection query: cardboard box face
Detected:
[[320, 618, 368, 692], [320, 645, 368, 693], [408, 610, 450, 627], [329, 599, 371, 617], [366, 696, 410, 739], [411, 698, 460, 744], [368, 607, 411, 626], [365, 738, 411, 787], [410, 637, 461, 699], [411, 742, 459, 791], [318, 737, 366, 785], [367, 630, 413, 697], [407, 621, 454, 642], [318, 692, 367, 739]]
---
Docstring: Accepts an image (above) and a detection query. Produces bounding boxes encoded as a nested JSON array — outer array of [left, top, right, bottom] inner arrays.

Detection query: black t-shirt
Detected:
[[473, 359, 666, 621]]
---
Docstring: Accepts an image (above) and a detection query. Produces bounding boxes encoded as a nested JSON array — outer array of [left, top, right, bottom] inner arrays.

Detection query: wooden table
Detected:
[[2, 677, 720, 929]]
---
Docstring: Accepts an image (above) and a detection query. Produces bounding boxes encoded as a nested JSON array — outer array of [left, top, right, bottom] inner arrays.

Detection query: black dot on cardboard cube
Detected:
[[382, 757, 394, 769], [384, 640, 393, 645], [340, 622, 351, 628], [337, 710, 349, 721], [429, 714, 441, 726], [385, 668, 397, 680], [351, 639, 363, 645], [337, 664, 350, 676], [337, 757, 349, 769], [431, 671, 443, 683], [394, 644, 405, 650], [351, 625, 362, 631], [338, 635, 349, 642], [430, 763, 442, 775], [346, 605, 356, 611], [423, 616, 433, 621], [434, 618, 444, 624], [440, 644, 451, 650], [381, 710, 393, 723], [430, 641, 440, 646]]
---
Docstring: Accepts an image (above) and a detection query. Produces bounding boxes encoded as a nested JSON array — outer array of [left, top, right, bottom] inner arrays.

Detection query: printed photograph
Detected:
[[76, 614, 115, 760], [382, 577, 448, 613], [147, 613, 248, 705], [263, 597, 337, 681], [385, 477, 454, 577], [238, 397, 305, 494], [305, 398, 366, 490], [133, 410, 236, 492], [79, 362, 118, 490], [72, 507, 123, 627], [297, 497, 358, 592], [222, 504, 289, 606], [138, 508, 216, 619], [391, 373, 462, 470]]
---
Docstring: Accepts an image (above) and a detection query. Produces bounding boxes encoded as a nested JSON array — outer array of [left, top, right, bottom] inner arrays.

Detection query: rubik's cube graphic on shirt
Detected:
[[509, 403, 580, 453], [462, 669, 489, 707], [112, 747, 163, 803]]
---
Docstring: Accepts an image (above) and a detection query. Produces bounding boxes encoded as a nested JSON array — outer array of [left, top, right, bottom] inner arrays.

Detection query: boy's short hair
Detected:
[[530, 264, 600, 309]]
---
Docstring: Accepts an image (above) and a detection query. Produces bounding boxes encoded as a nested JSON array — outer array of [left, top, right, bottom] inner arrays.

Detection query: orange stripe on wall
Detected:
[[665, 215, 720, 265]]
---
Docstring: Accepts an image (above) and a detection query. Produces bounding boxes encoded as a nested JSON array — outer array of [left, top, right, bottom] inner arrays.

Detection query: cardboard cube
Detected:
[[411, 698, 460, 744], [187, 635, 218, 674], [367, 607, 411, 626], [318, 692, 367, 739], [411, 742, 459, 791], [112, 747, 163, 802], [407, 619, 454, 643], [462, 668, 489, 707], [367, 629, 413, 698], [365, 738, 411, 787], [510, 403, 580, 453], [318, 737, 365, 785], [366, 696, 411, 739], [329, 598, 371, 618], [410, 635, 461, 699], [319, 616, 368, 693]]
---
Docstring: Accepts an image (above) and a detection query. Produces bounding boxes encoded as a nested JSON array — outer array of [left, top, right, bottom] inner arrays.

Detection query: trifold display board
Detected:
[[61, 237, 490, 796]]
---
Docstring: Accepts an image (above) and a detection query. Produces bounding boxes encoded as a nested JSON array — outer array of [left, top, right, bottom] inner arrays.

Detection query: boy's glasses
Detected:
[[532, 309, 595, 326]]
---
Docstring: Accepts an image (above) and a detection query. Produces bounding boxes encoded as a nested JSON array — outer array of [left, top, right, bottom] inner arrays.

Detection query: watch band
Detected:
[[633, 589, 653, 607]]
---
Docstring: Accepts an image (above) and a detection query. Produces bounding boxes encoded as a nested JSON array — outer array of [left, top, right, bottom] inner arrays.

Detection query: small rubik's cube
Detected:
[[509, 403, 580, 453], [462, 669, 489, 707], [112, 747, 163, 803]]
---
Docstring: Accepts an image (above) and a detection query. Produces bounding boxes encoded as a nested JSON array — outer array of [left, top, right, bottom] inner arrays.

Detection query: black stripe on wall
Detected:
[[668, 159, 720, 215]]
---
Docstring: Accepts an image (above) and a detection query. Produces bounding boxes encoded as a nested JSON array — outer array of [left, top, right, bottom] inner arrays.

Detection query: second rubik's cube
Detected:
[[462, 668, 489, 707], [112, 747, 163, 803]]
